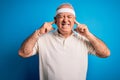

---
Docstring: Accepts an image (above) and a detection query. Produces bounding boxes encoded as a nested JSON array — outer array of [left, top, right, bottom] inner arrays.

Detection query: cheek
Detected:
[[70, 18, 75, 22], [70, 20, 75, 25], [56, 19, 62, 25], [56, 20, 62, 28]]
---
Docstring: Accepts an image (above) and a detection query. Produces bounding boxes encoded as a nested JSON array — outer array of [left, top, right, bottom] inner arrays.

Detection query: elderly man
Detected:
[[19, 3, 110, 80]]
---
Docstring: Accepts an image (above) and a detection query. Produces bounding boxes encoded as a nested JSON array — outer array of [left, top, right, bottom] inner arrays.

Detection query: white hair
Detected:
[[55, 3, 75, 16], [56, 3, 74, 11], [56, 3, 74, 10]]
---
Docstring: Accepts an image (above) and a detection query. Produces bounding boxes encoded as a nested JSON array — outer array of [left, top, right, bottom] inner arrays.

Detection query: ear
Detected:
[[54, 17, 57, 24]]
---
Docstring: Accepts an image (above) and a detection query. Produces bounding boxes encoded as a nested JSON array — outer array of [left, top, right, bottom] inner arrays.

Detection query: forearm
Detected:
[[19, 30, 40, 57], [18, 21, 54, 58], [86, 33, 110, 58]]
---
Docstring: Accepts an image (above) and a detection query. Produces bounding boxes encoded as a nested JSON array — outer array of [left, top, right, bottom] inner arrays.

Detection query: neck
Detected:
[[58, 30, 72, 38]]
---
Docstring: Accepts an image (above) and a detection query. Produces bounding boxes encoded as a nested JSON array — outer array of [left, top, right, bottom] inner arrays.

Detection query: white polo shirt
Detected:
[[32, 30, 96, 80]]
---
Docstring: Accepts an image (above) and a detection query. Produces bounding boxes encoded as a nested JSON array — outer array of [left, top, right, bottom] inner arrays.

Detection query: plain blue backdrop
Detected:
[[0, 0, 120, 80]]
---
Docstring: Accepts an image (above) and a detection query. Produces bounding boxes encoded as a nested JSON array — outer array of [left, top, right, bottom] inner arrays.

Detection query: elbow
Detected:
[[106, 49, 110, 57], [103, 50, 110, 58], [97, 49, 110, 58], [18, 50, 32, 58]]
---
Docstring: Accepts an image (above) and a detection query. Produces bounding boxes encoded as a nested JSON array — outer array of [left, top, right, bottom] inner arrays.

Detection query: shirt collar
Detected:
[[53, 29, 78, 38]]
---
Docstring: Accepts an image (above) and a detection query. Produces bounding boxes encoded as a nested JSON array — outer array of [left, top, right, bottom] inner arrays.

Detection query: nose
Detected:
[[63, 16, 68, 22]]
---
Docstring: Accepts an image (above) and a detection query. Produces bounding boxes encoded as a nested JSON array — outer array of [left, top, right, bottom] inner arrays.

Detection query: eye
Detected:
[[68, 16, 73, 18], [57, 15, 64, 18]]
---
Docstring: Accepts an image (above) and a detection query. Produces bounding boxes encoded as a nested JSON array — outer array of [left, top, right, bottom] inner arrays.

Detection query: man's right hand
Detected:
[[18, 21, 55, 58], [36, 21, 55, 36]]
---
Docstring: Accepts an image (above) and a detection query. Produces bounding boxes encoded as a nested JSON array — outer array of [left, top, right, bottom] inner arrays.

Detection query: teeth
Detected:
[[62, 25, 69, 26], [62, 23, 70, 25], [62, 24, 69, 25], [62, 24, 70, 28]]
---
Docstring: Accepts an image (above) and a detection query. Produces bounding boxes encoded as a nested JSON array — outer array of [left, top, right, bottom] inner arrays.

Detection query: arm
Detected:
[[18, 30, 40, 58], [18, 21, 54, 58], [75, 20, 110, 58], [85, 32, 110, 58]]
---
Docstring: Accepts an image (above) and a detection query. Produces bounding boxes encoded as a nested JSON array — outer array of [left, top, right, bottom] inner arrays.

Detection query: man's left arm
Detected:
[[85, 32, 110, 58], [75, 20, 110, 58]]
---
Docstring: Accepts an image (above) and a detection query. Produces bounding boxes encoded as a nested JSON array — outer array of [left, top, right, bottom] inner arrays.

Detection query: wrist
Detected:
[[33, 30, 41, 39], [85, 32, 94, 39]]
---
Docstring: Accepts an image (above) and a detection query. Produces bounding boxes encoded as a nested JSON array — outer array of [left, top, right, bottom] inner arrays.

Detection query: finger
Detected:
[[74, 20, 81, 25], [81, 28, 85, 33], [83, 24, 87, 28], [50, 27, 55, 30], [48, 21, 55, 25], [81, 26, 87, 32]]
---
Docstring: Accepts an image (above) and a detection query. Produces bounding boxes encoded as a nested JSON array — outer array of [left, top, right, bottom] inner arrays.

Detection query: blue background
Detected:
[[0, 0, 120, 80]]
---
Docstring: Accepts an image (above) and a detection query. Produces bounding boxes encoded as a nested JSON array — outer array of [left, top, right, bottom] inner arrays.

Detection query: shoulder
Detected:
[[37, 30, 56, 40], [73, 32, 89, 42]]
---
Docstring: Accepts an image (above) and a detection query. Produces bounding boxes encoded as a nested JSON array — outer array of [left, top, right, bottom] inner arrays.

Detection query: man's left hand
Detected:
[[74, 20, 91, 37]]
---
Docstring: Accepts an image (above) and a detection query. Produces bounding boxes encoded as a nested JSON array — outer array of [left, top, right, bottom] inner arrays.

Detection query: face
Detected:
[[55, 12, 75, 34]]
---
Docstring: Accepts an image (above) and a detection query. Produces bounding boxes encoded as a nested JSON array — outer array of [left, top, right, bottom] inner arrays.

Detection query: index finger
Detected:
[[74, 20, 81, 25], [48, 21, 55, 25]]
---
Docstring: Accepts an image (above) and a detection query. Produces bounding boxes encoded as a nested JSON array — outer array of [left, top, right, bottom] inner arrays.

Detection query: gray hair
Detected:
[[56, 3, 74, 10]]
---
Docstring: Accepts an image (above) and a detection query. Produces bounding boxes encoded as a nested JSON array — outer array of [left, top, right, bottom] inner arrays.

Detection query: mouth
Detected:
[[61, 23, 70, 28]]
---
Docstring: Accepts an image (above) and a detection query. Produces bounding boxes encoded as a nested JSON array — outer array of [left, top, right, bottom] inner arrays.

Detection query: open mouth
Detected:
[[62, 23, 70, 27]]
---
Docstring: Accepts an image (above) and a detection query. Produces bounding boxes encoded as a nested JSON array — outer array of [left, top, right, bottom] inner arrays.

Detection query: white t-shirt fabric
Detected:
[[32, 30, 96, 80]]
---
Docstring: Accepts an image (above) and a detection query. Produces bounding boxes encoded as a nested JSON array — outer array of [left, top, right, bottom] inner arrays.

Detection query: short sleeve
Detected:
[[76, 33, 96, 55], [31, 41, 39, 56], [85, 41, 96, 55]]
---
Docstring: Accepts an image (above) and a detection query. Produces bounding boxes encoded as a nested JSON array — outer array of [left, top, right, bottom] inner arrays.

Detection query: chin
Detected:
[[60, 29, 72, 33]]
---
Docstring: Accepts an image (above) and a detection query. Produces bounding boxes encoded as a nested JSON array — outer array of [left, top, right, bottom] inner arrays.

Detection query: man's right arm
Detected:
[[18, 21, 55, 58], [18, 30, 41, 58]]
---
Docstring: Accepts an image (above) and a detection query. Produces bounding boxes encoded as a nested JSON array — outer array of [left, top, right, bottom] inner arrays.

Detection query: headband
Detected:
[[56, 8, 75, 16]]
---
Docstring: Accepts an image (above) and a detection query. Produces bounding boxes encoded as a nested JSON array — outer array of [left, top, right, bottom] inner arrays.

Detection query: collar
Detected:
[[53, 29, 78, 38]]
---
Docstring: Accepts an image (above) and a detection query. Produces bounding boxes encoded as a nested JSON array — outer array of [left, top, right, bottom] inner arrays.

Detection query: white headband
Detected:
[[56, 8, 75, 16]]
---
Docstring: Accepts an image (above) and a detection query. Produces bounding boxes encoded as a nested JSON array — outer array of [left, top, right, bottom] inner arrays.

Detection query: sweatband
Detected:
[[56, 8, 75, 16]]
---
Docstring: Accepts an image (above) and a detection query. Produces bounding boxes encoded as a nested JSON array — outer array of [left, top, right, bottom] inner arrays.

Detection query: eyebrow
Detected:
[[57, 13, 63, 16]]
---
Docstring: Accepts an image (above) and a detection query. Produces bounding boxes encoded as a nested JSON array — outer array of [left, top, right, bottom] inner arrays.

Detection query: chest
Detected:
[[39, 36, 88, 62]]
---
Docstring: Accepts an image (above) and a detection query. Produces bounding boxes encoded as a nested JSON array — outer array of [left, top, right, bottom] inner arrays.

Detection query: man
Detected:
[[19, 3, 110, 80]]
